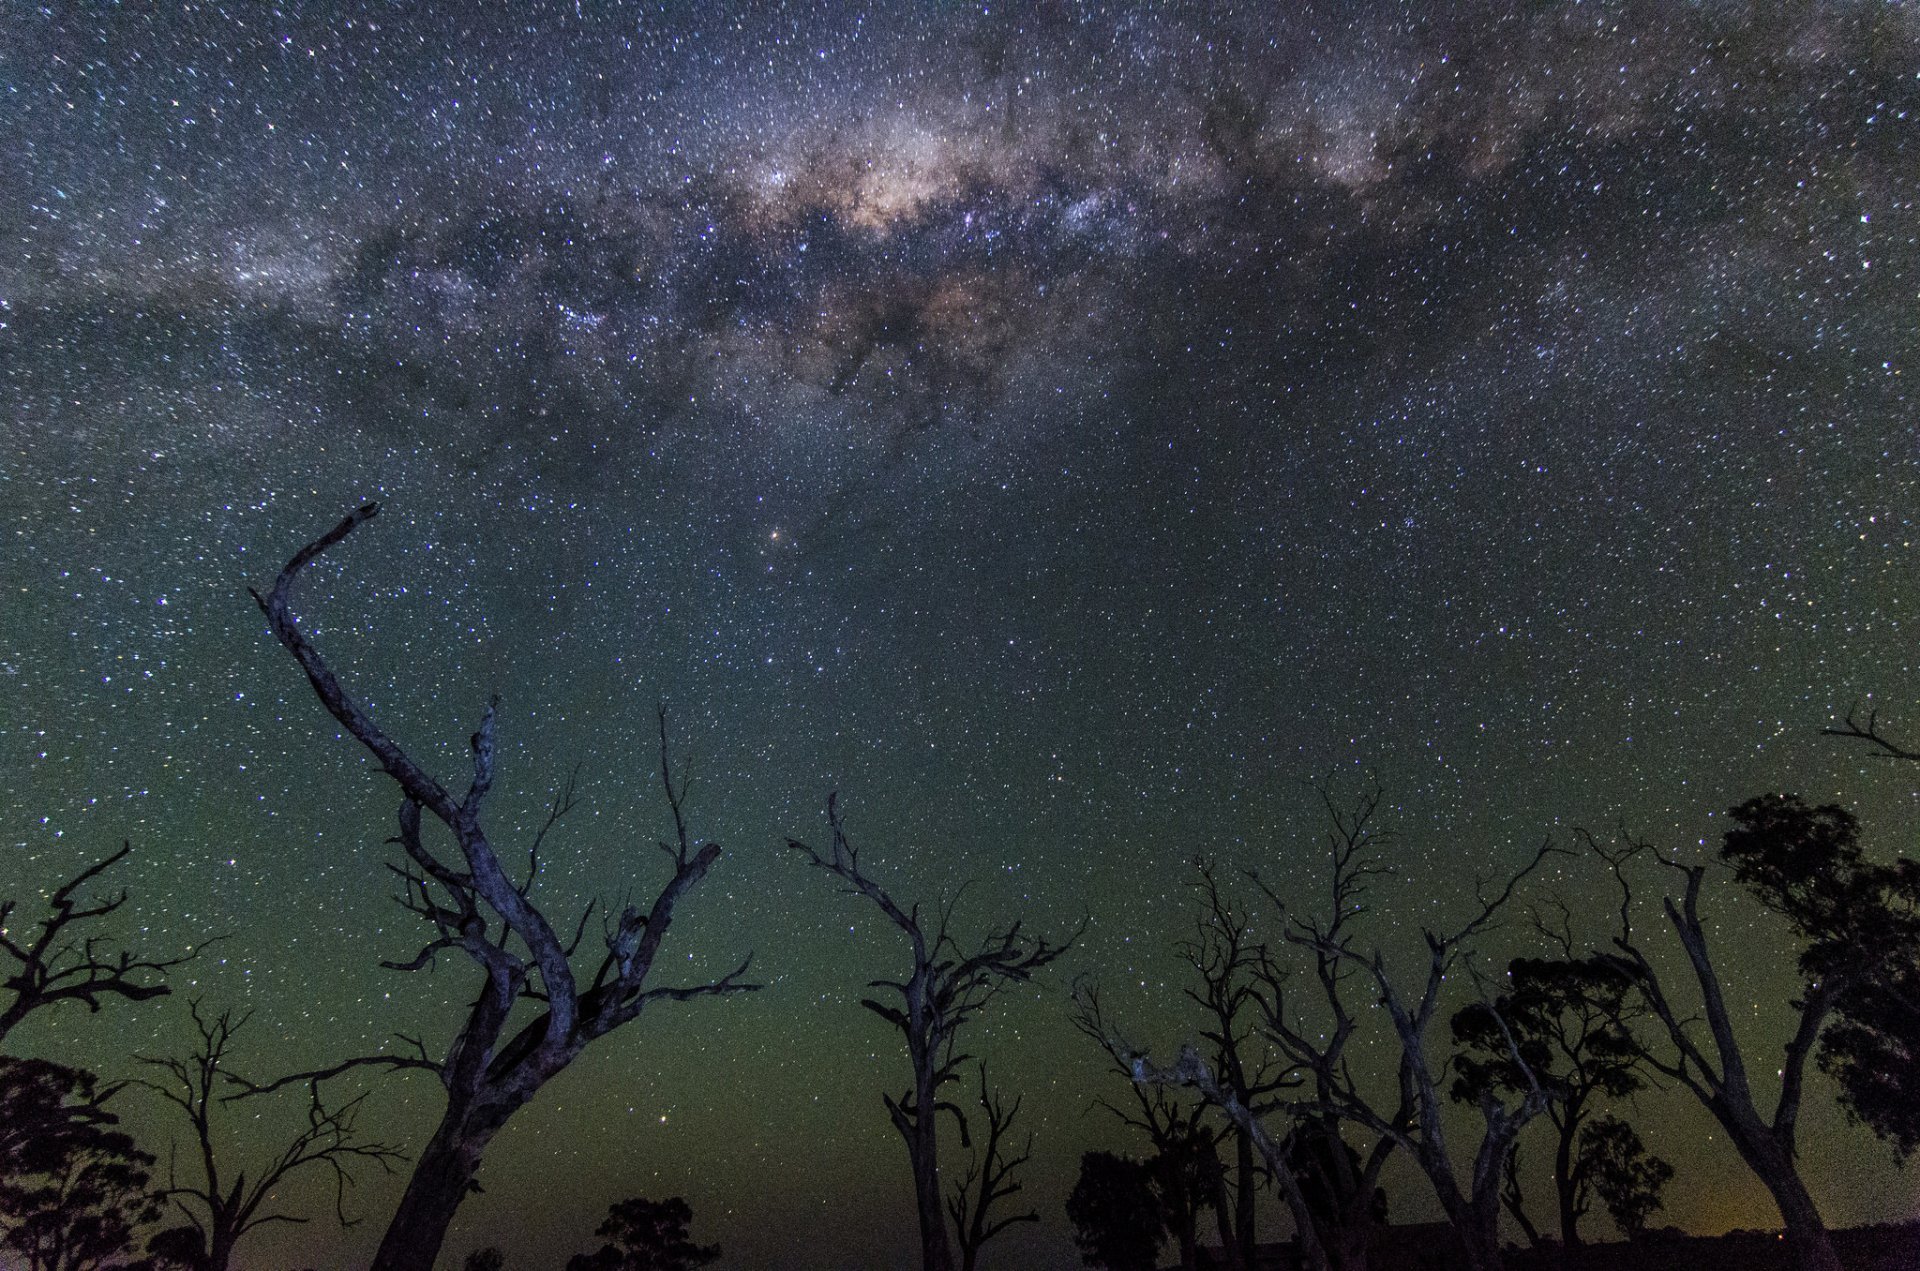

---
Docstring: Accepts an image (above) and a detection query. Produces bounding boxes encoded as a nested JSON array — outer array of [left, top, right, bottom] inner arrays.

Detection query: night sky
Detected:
[[3, 2, 1918, 1267]]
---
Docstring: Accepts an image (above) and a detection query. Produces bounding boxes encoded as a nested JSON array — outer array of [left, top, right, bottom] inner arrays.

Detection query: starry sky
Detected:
[[3, 1, 1918, 1267]]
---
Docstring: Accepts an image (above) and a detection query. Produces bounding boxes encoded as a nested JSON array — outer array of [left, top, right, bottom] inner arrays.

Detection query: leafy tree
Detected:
[[1819, 958, 1920, 1159], [1066, 1152, 1164, 1271], [564, 1196, 717, 1271], [1592, 794, 1920, 1271], [0, 1056, 162, 1271], [1450, 952, 1646, 1246], [1575, 1115, 1672, 1239]]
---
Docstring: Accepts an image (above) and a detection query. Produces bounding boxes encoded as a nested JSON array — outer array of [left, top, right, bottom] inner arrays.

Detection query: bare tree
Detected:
[[1180, 861, 1294, 1270], [1070, 980, 1219, 1271], [1823, 704, 1920, 763], [1587, 795, 1920, 1271], [786, 793, 1078, 1271], [134, 1000, 404, 1271], [1131, 784, 1559, 1271], [1, 843, 196, 1047], [945, 1065, 1038, 1271], [248, 504, 758, 1271]]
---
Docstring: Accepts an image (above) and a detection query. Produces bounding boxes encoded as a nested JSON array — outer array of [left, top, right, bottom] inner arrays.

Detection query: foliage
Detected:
[[1575, 1115, 1673, 1239], [1450, 954, 1645, 1244], [1820, 959, 1920, 1161], [564, 1197, 718, 1271], [0, 1056, 162, 1271], [461, 1248, 506, 1271], [1066, 1152, 1165, 1271]]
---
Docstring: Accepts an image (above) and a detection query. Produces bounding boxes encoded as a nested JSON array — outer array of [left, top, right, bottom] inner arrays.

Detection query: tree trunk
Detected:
[[1554, 1120, 1580, 1249], [1733, 1135, 1843, 1271], [907, 1072, 955, 1271], [370, 1107, 503, 1271], [1234, 1127, 1257, 1271]]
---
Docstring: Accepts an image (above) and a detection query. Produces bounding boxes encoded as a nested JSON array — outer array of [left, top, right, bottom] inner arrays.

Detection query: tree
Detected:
[[1066, 1152, 1164, 1271], [1818, 706, 1920, 1161], [1070, 980, 1219, 1271], [1574, 1114, 1672, 1240], [1449, 948, 1649, 1246], [460, 1248, 505, 1271], [1, 844, 195, 1048], [1589, 794, 1920, 1271], [1129, 783, 1559, 1271], [1178, 861, 1293, 1271], [133, 1001, 403, 1271], [248, 504, 758, 1271], [945, 1066, 1038, 1271], [0, 1056, 162, 1271], [786, 793, 1079, 1271], [564, 1196, 717, 1271]]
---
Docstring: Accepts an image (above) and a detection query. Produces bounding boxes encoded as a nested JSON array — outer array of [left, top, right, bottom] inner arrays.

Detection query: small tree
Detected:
[[945, 1066, 1038, 1271], [134, 1001, 403, 1271], [1069, 980, 1218, 1270], [1449, 949, 1648, 1246], [1066, 1152, 1164, 1271], [0, 1056, 163, 1271], [1590, 793, 1920, 1271], [1, 844, 194, 1048], [249, 504, 758, 1271], [787, 794, 1078, 1271], [1575, 1115, 1672, 1240], [564, 1196, 717, 1271]]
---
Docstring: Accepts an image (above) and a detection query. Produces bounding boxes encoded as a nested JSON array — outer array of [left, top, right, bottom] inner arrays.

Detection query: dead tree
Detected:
[[1182, 859, 1295, 1271], [1823, 704, 1920, 763], [1131, 784, 1559, 1271], [1585, 797, 1919, 1271], [0, 843, 196, 1047], [249, 504, 758, 1271], [135, 1000, 404, 1271], [1070, 980, 1219, 1271], [786, 794, 1078, 1271], [945, 1065, 1038, 1271]]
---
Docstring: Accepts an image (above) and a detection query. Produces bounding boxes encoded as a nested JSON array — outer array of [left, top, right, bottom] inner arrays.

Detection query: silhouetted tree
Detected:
[[1066, 1152, 1164, 1271], [1, 844, 195, 1048], [1284, 1120, 1386, 1258], [564, 1196, 716, 1271], [1131, 783, 1560, 1271], [1450, 948, 1647, 1246], [1574, 1114, 1672, 1240], [0, 1056, 162, 1271], [1819, 959, 1920, 1160], [787, 793, 1079, 1271], [133, 1001, 403, 1271], [946, 1066, 1038, 1271], [1819, 706, 1920, 1161], [1070, 980, 1217, 1270], [248, 505, 758, 1271], [1590, 793, 1920, 1271], [459, 1247, 505, 1271], [1179, 861, 1293, 1270]]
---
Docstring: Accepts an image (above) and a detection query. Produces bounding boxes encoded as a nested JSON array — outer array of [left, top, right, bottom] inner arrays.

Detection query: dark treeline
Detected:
[[4, 508, 1916, 1271]]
